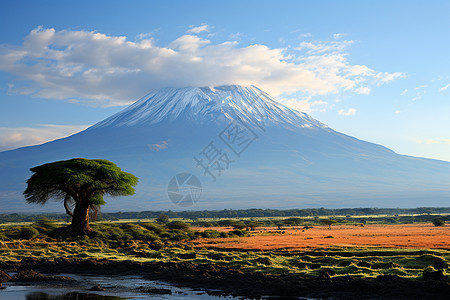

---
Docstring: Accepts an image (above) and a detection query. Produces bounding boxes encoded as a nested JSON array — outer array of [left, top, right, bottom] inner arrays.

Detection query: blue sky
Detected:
[[1, 0, 450, 161]]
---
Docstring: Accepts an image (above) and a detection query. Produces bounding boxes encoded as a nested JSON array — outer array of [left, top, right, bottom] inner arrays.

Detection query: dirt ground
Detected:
[[192, 224, 450, 250]]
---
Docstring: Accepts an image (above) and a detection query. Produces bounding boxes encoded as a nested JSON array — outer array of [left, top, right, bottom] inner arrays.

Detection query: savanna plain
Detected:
[[0, 211, 449, 299]]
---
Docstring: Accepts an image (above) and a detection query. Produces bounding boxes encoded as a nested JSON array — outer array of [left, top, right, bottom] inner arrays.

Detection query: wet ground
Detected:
[[1, 258, 448, 299], [1, 273, 238, 299]]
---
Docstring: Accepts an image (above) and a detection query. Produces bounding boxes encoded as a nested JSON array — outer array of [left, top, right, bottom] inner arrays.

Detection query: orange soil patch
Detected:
[[193, 224, 450, 250]]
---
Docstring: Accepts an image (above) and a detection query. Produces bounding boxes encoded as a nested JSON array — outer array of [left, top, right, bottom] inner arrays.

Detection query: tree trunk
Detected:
[[69, 202, 92, 235]]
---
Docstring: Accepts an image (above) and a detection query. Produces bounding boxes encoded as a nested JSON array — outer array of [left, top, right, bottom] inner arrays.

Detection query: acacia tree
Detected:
[[321, 219, 338, 229], [24, 158, 138, 235]]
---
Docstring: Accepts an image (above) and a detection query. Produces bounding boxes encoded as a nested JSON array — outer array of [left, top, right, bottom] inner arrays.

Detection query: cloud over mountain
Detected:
[[0, 26, 402, 107], [0, 124, 89, 151]]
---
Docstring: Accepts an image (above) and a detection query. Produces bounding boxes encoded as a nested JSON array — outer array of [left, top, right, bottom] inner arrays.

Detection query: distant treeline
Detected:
[[1, 207, 449, 223]]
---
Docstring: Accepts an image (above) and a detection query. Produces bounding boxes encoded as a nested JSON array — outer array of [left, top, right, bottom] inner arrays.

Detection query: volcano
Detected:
[[1, 85, 449, 212]]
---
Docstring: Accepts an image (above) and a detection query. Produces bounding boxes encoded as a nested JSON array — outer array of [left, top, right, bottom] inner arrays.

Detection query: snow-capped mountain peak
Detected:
[[90, 85, 326, 130]]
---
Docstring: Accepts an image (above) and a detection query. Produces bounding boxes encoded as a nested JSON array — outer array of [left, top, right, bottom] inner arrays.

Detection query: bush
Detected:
[[217, 220, 237, 227], [432, 218, 445, 227], [198, 222, 214, 227], [230, 229, 247, 237], [156, 213, 169, 224], [166, 221, 190, 231], [230, 222, 247, 230], [164, 229, 189, 241], [254, 257, 273, 265], [19, 226, 39, 239], [142, 223, 165, 234], [433, 257, 448, 270], [148, 240, 164, 250], [122, 224, 159, 241], [200, 230, 222, 238], [423, 266, 446, 280], [246, 221, 262, 231], [284, 218, 303, 226]]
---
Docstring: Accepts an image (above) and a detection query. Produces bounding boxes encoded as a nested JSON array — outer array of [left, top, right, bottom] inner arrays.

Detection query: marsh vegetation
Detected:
[[0, 217, 448, 281]]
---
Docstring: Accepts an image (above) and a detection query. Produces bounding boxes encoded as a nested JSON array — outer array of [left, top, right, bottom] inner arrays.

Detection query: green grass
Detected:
[[0, 220, 448, 280]]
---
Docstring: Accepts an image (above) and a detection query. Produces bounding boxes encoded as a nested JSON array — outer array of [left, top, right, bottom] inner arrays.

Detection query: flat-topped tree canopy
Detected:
[[24, 158, 139, 235]]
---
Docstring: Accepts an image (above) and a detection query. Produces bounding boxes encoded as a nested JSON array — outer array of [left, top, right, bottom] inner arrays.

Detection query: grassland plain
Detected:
[[192, 224, 450, 250], [0, 218, 449, 299]]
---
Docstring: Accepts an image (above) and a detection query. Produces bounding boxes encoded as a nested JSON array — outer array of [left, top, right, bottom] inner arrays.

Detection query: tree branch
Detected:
[[64, 194, 74, 217]]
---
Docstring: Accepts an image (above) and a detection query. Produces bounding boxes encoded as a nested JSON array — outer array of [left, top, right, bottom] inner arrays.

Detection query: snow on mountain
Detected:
[[90, 85, 326, 130]]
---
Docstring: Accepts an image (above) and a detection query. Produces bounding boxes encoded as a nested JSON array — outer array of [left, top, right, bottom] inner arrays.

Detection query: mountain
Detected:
[[1, 85, 450, 212]]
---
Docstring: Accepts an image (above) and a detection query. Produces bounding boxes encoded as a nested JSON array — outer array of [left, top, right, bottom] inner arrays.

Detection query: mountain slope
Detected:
[[1, 85, 449, 212]]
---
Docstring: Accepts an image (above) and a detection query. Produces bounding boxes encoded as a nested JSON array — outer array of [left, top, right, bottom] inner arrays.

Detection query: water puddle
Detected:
[[0, 274, 237, 299]]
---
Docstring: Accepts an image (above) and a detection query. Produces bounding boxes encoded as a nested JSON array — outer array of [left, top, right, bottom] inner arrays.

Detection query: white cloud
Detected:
[[0, 124, 89, 151], [416, 139, 450, 145], [299, 33, 312, 38], [414, 84, 427, 90], [355, 86, 371, 94], [0, 26, 403, 107], [333, 33, 346, 39], [187, 24, 211, 34], [136, 29, 159, 40], [374, 72, 405, 84], [229, 32, 243, 40], [401, 89, 408, 95], [440, 83, 450, 91], [395, 110, 401, 114], [279, 98, 329, 113], [338, 108, 357, 116], [147, 140, 168, 151], [410, 84, 427, 101], [297, 40, 354, 54]]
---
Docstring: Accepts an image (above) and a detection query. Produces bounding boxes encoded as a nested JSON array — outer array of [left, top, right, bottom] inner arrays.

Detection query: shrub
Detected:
[[156, 213, 169, 224], [142, 223, 165, 235], [166, 221, 190, 231], [215, 232, 225, 238], [423, 266, 446, 280], [165, 229, 189, 241], [208, 253, 227, 260], [254, 257, 273, 265], [217, 220, 237, 227], [246, 221, 262, 231], [121, 224, 158, 241], [432, 218, 445, 227], [230, 229, 247, 237], [230, 222, 247, 230], [199, 222, 214, 227], [433, 257, 448, 270], [19, 226, 39, 239], [201, 230, 222, 238], [284, 218, 303, 226], [149, 240, 164, 250]]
